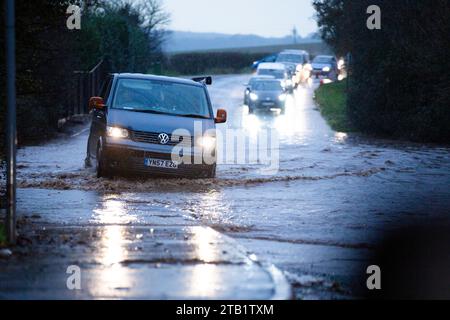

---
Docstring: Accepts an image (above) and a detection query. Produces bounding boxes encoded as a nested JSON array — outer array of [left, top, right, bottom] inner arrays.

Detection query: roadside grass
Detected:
[[314, 81, 355, 133]]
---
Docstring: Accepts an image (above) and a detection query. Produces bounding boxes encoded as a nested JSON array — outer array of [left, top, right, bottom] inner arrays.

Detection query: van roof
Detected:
[[314, 55, 335, 59], [114, 73, 204, 87], [257, 63, 286, 70], [280, 50, 308, 55], [250, 75, 276, 80]]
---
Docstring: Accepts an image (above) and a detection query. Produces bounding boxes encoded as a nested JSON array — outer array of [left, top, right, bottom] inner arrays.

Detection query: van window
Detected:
[[276, 53, 305, 64], [257, 69, 285, 79], [100, 76, 113, 99], [112, 78, 212, 118]]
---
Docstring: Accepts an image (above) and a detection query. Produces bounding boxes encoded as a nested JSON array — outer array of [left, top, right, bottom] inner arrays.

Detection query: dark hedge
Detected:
[[314, 0, 450, 142]]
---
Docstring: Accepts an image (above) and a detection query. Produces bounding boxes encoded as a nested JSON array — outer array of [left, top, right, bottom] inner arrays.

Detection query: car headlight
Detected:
[[250, 93, 259, 101], [284, 79, 293, 87], [107, 126, 129, 139], [278, 94, 287, 101], [197, 136, 216, 150], [322, 66, 331, 72]]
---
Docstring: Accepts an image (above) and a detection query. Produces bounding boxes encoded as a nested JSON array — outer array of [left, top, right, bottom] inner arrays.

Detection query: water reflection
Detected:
[[96, 226, 132, 295], [243, 114, 262, 136], [92, 195, 137, 225], [101, 226, 128, 266], [335, 132, 349, 143], [188, 190, 234, 226], [187, 227, 221, 298], [241, 88, 311, 144], [90, 196, 134, 296]]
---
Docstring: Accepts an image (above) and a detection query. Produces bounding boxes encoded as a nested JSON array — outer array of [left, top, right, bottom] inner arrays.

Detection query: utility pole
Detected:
[[292, 26, 298, 44], [5, 0, 17, 244]]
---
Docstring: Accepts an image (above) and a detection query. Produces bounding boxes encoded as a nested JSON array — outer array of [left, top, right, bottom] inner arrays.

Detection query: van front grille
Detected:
[[130, 130, 193, 147]]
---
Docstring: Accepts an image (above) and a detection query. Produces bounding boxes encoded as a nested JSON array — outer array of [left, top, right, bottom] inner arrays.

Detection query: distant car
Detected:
[[85, 74, 227, 179], [311, 55, 338, 78], [276, 50, 312, 87], [251, 54, 278, 70], [243, 75, 275, 106], [256, 63, 294, 92], [247, 78, 288, 114]]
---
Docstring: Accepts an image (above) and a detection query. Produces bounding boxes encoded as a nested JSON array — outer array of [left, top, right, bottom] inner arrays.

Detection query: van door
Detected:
[[89, 76, 113, 157]]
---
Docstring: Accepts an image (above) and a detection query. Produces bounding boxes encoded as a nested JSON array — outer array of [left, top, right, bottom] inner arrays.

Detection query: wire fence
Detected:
[[67, 58, 111, 118], [1, 58, 110, 212]]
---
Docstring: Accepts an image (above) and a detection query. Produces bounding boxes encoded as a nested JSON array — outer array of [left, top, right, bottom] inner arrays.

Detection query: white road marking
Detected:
[[70, 127, 90, 138]]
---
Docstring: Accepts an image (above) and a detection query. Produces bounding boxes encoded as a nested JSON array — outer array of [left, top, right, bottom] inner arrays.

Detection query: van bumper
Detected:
[[103, 142, 216, 178]]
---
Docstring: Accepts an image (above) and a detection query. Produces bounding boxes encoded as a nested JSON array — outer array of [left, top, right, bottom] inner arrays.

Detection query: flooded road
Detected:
[[15, 75, 450, 299]]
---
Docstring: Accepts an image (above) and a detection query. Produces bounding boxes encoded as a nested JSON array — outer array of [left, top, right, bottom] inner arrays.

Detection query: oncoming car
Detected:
[[276, 50, 312, 87], [85, 74, 227, 179], [251, 54, 278, 70], [256, 63, 293, 92], [246, 78, 288, 114], [311, 55, 338, 79], [243, 75, 275, 106]]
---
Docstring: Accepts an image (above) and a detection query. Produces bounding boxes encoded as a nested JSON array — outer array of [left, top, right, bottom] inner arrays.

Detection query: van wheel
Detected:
[[205, 165, 216, 179], [85, 156, 92, 168], [96, 145, 111, 178]]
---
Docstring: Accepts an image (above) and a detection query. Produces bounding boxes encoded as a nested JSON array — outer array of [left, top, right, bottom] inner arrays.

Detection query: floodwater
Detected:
[[14, 75, 450, 299]]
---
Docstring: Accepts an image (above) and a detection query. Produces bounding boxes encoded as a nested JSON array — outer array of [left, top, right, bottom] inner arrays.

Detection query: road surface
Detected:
[[11, 75, 450, 299]]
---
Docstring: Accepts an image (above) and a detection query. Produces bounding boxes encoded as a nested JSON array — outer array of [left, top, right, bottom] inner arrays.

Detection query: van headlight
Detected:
[[107, 126, 129, 139], [322, 66, 331, 72], [197, 136, 216, 150], [250, 93, 259, 101], [278, 94, 287, 101]]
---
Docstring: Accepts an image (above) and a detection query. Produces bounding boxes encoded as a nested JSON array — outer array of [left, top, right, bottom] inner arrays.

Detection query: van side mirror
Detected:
[[89, 97, 106, 110], [192, 76, 212, 85], [215, 109, 227, 124]]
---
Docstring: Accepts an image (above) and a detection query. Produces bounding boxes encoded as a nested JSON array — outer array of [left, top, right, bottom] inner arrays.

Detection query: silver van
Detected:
[[85, 74, 227, 178]]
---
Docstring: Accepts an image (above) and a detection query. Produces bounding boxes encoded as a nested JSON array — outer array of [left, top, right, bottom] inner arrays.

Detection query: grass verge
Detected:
[[314, 81, 355, 133]]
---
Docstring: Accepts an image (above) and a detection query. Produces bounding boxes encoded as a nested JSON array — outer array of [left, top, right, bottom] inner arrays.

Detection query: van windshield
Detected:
[[257, 69, 285, 79], [276, 53, 304, 64], [313, 56, 333, 63], [252, 81, 283, 91], [112, 78, 212, 118]]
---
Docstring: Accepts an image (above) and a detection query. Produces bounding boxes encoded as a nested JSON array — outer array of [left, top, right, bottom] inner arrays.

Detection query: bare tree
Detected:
[[107, 0, 171, 51], [138, 0, 171, 50]]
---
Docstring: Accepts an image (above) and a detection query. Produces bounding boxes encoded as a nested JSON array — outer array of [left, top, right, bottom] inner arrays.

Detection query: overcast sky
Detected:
[[163, 0, 318, 37]]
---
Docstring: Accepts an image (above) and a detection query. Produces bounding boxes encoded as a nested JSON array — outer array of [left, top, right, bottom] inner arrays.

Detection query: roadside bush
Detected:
[[314, 0, 450, 142], [78, 2, 168, 73], [346, 0, 450, 142], [0, 1, 79, 145], [0, 0, 169, 147]]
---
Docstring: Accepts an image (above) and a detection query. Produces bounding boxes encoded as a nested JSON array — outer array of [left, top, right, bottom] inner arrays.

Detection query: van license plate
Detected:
[[144, 158, 178, 169]]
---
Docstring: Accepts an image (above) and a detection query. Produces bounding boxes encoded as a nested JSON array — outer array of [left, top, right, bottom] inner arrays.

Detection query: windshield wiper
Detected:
[[125, 109, 168, 115], [120, 108, 209, 119], [178, 114, 210, 119]]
